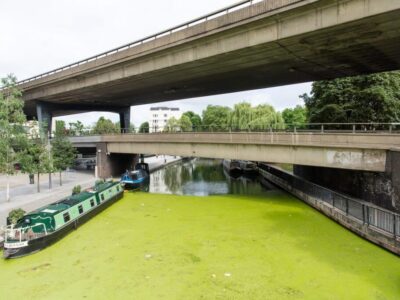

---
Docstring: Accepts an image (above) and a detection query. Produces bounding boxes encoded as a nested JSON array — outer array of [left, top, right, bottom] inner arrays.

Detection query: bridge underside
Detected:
[[21, 0, 400, 118]]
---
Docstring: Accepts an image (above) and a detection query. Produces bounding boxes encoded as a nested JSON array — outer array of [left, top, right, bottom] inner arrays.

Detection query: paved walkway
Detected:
[[0, 156, 182, 226], [0, 171, 96, 226]]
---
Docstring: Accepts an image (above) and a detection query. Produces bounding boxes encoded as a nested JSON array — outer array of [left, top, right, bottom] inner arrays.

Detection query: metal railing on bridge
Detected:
[[65, 123, 400, 137], [258, 164, 400, 239], [17, 0, 303, 85]]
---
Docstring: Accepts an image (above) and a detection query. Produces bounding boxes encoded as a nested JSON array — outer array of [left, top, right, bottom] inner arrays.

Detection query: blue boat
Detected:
[[120, 163, 150, 190]]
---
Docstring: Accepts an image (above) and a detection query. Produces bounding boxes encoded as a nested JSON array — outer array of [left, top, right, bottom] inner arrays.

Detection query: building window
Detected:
[[90, 199, 95, 207], [164, 114, 167, 117], [78, 205, 83, 214], [63, 212, 71, 223], [101, 194, 105, 201]]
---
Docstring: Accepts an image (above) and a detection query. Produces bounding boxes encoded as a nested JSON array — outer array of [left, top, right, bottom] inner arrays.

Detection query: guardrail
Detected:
[[258, 164, 400, 239], [17, 0, 303, 85], [63, 122, 400, 137]]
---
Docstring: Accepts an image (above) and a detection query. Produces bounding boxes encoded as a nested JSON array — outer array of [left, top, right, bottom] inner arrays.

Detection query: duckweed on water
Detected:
[[1, 191, 399, 299]]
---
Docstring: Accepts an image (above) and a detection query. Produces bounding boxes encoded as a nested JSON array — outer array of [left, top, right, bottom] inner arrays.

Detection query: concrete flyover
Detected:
[[69, 132, 400, 173], [20, 0, 400, 121]]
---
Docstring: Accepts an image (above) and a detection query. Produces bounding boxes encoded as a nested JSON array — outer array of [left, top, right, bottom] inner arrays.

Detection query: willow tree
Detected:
[[0, 75, 27, 202]]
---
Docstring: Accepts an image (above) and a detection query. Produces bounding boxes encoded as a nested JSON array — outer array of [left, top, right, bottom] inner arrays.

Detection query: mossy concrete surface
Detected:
[[1, 191, 399, 299]]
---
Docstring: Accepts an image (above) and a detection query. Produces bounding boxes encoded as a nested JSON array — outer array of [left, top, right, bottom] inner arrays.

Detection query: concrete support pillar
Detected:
[[119, 107, 131, 133], [293, 149, 400, 212], [96, 142, 138, 178], [36, 102, 53, 136]]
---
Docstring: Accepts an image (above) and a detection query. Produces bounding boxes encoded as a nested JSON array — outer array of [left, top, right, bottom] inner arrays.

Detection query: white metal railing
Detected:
[[4, 223, 48, 244], [16, 0, 304, 85]]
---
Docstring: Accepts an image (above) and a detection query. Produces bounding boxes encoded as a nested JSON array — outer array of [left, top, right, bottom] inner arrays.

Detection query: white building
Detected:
[[149, 107, 181, 133]]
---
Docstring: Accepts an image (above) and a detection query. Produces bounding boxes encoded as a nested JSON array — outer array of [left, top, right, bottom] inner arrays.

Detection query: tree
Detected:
[[229, 102, 285, 131], [139, 122, 149, 133], [92, 117, 119, 134], [52, 132, 77, 186], [179, 115, 192, 132], [182, 111, 202, 130], [230, 102, 253, 130], [302, 71, 400, 123], [0, 75, 28, 202], [20, 137, 52, 193], [282, 105, 307, 127], [165, 117, 180, 132], [55, 120, 67, 136], [68, 121, 85, 136], [202, 105, 231, 131]]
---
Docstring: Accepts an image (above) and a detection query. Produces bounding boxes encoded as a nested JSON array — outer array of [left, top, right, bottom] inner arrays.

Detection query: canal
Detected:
[[149, 158, 270, 196], [1, 158, 399, 299]]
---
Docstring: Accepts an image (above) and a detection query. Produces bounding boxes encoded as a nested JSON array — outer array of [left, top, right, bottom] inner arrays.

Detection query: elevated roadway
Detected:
[[69, 132, 400, 173], [18, 0, 400, 121]]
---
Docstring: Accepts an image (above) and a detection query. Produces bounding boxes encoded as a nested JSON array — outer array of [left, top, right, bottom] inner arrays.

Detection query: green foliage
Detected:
[[55, 120, 67, 136], [72, 185, 81, 195], [92, 117, 119, 134], [139, 122, 149, 133], [8, 208, 26, 225], [179, 115, 192, 132], [165, 117, 180, 132], [282, 105, 307, 127], [182, 111, 202, 129], [302, 71, 400, 123], [68, 121, 85, 136], [19, 136, 52, 192], [202, 105, 232, 131], [52, 134, 76, 176], [95, 179, 105, 187], [230, 102, 285, 130], [0, 75, 28, 177]]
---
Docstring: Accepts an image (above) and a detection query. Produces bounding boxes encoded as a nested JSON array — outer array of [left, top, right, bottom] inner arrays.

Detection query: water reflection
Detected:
[[150, 158, 273, 196]]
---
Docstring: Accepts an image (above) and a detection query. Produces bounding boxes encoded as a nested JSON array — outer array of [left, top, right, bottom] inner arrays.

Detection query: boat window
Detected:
[[131, 173, 139, 180], [117, 186, 120, 192], [78, 205, 83, 214], [101, 194, 105, 201], [63, 212, 71, 223], [90, 199, 95, 207]]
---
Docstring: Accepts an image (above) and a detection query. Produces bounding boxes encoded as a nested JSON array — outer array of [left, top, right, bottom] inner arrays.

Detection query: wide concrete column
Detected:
[[293, 150, 400, 213], [119, 107, 131, 133], [96, 142, 138, 178], [36, 102, 53, 135]]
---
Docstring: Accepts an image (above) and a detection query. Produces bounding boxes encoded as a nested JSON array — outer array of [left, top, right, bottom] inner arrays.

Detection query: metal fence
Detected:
[[64, 123, 400, 137], [258, 164, 400, 238]]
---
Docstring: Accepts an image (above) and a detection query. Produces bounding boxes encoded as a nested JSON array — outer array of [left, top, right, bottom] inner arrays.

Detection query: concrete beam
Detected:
[[106, 141, 386, 172], [21, 0, 400, 117]]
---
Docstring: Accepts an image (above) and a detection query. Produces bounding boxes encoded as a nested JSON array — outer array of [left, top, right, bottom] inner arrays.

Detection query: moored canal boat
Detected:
[[222, 159, 242, 177], [120, 162, 150, 190], [3, 181, 123, 259]]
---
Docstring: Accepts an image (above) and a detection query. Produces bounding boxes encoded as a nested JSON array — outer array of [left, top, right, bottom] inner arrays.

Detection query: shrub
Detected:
[[8, 208, 26, 225], [72, 185, 81, 195]]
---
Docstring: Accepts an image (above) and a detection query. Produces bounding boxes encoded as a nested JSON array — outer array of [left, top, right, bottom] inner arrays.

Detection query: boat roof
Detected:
[[27, 182, 118, 217]]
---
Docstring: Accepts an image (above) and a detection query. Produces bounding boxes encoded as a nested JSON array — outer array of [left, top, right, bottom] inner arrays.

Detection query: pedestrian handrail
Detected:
[[17, 0, 303, 85], [64, 122, 400, 137], [258, 164, 400, 238], [4, 223, 48, 243]]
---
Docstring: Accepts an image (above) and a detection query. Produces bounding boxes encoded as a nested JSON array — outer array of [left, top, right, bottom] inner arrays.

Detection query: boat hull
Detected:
[[3, 191, 124, 259]]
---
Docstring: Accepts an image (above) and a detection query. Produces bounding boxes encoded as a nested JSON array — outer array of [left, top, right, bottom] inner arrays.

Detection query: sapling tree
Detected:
[[20, 135, 52, 193], [52, 129, 77, 186], [0, 75, 28, 202]]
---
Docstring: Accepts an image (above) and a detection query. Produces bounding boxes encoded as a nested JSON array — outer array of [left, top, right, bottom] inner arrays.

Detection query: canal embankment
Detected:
[[259, 163, 400, 256]]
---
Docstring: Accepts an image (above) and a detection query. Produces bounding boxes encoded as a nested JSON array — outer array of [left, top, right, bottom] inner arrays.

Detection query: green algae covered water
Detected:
[[1, 160, 400, 299]]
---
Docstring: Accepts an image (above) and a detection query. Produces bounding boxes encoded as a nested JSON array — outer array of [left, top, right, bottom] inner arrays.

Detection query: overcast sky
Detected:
[[0, 0, 312, 127]]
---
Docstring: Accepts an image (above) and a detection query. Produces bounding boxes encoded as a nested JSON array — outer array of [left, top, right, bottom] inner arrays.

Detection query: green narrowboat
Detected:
[[3, 181, 123, 259]]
